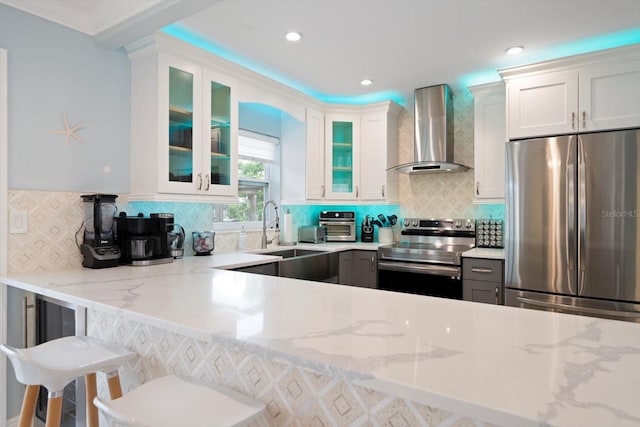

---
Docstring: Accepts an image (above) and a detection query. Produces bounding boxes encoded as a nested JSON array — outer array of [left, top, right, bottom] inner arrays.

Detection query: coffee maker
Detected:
[[80, 194, 121, 268], [114, 212, 174, 266]]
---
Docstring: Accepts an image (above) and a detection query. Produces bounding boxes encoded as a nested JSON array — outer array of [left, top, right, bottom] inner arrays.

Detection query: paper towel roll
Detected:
[[283, 210, 293, 243]]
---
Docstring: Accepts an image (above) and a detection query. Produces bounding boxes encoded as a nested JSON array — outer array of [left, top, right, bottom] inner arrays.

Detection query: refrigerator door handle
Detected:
[[516, 296, 640, 319], [578, 137, 587, 295]]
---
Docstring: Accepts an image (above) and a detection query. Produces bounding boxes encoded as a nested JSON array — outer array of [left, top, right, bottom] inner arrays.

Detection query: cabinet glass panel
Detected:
[[331, 121, 353, 193], [168, 67, 194, 183], [210, 81, 231, 186]]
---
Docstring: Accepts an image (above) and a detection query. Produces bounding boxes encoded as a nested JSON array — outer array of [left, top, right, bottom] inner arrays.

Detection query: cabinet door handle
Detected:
[[582, 111, 586, 128], [495, 286, 500, 305], [204, 174, 210, 191], [571, 112, 576, 129], [196, 173, 203, 190], [381, 185, 385, 198], [476, 182, 479, 196], [355, 186, 359, 198], [471, 267, 492, 274], [371, 255, 375, 272], [321, 185, 325, 197]]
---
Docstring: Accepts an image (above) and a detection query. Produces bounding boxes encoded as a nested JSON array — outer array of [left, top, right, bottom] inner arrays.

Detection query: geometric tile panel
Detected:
[[87, 309, 501, 427], [398, 88, 505, 221]]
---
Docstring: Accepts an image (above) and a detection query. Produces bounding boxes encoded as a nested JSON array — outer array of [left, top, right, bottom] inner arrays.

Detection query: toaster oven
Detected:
[[319, 211, 356, 242]]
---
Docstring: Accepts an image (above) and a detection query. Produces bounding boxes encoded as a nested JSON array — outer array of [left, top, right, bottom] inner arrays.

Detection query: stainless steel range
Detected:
[[377, 218, 476, 299]]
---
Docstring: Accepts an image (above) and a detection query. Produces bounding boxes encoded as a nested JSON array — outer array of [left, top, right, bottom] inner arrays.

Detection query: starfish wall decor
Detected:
[[51, 114, 85, 146]]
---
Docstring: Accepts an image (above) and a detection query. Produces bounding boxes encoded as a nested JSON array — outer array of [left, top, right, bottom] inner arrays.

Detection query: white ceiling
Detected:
[[4, 0, 640, 105]]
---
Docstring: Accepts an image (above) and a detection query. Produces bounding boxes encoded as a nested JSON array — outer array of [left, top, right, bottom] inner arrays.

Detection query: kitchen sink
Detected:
[[254, 248, 327, 259], [243, 248, 339, 282]]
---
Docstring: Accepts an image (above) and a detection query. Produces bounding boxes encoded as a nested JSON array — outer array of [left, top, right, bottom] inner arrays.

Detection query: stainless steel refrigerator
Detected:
[[505, 128, 640, 322]]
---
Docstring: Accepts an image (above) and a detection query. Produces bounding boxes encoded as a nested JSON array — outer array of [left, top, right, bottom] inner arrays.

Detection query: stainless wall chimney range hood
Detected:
[[390, 84, 469, 173]]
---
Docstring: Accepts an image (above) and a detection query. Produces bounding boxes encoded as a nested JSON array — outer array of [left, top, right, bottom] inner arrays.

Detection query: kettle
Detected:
[[168, 224, 185, 259]]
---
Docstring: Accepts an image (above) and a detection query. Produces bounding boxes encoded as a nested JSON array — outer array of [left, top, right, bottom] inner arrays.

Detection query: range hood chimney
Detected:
[[391, 84, 468, 173]]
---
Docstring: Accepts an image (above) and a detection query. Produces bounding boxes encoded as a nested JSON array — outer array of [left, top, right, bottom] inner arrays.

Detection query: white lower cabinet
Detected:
[[469, 82, 506, 203]]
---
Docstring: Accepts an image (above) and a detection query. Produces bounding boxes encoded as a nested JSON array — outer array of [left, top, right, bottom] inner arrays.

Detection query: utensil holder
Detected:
[[378, 227, 394, 243]]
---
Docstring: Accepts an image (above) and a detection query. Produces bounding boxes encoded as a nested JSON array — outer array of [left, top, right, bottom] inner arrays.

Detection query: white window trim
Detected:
[[213, 130, 278, 231]]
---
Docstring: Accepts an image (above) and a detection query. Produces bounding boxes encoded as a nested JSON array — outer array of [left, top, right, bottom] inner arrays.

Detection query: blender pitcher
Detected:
[[80, 194, 120, 268]]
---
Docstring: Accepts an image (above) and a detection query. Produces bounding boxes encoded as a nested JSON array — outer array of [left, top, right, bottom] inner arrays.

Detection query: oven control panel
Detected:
[[401, 218, 475, 231]]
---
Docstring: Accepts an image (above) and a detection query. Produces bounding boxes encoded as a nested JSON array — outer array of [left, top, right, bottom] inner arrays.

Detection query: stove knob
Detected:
[[465, 220, 473, 229], [403, 218, 410, 227], [454, 220, 462, 228], [411, 219, 419, 227]]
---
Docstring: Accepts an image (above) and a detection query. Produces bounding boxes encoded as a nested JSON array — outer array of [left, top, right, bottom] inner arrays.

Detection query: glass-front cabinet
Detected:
[[325, 114, 360, 199], [158, 52, 237, 198]]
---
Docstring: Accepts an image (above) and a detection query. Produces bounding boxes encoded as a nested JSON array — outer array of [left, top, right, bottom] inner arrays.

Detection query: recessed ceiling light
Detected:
[[360, 79, 373, 86], [285, 31, 302, 42], [506, 45, 524, 55]]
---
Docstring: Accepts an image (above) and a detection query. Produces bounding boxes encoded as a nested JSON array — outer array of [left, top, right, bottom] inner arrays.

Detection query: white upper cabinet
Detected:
[[128, 39, 238, 202], [360, 103, 401, 202], [579, 59, 640, 131], [469, 82, 506, 203], [305, 107, 325, 200], [506, 71, 578, 139], [501, 45, 640, 140], [324, 112, 360, 200], [304, 101, 401, 203]]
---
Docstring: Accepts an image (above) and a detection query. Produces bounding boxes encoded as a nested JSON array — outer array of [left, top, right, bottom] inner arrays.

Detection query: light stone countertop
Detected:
[[3, 249, 640, 427], [462, 247, 505, 259]]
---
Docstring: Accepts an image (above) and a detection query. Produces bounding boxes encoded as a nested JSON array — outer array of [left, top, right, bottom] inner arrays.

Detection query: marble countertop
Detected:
[[462, 247, 505, 259], [3, 251, 640, 427]]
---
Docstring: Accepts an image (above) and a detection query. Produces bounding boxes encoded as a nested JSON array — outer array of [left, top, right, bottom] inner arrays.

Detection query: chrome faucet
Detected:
[[261, 200, 280, 249]]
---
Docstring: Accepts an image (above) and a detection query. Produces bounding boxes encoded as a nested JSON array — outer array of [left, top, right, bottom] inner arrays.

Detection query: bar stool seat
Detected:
[[1, 336, 135, 427], [94, 375, 266, 427]]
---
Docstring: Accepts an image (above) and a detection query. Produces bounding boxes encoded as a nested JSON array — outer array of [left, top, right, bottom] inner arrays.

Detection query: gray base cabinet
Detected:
[[462, 258, 504, 305], [339, 250, 377, 288]]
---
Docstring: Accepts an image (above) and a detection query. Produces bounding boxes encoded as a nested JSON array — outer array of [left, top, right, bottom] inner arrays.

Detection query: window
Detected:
[[213, 130, 279, 228]]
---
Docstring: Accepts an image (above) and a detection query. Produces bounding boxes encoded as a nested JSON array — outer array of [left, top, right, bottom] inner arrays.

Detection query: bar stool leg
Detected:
[[45, 391, 63, 427], [18, 385, 39, 427], [85, 373, 99, 427], [106, 371, 124, 399]]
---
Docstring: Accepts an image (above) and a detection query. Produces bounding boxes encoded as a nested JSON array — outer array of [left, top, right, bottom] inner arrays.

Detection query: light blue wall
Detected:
[[0, 4, 130, 192]]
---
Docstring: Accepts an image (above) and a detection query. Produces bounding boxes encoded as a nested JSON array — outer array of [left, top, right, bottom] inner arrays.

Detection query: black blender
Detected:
[[80, 194, 121, 268]]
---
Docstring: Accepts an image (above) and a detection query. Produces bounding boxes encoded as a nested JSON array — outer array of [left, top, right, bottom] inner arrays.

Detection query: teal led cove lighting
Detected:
[[162, 25, 405, 106], [459, 26, 640, 88]]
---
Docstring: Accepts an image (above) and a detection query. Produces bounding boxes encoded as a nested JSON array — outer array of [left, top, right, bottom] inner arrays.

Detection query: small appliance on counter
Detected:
[[298, 226, 326, 244], [168, 223, 185, 258], [192, 231, 215, 255], [80, 193, 121, 269], [361, 216, 374, 242], [318, 211, 356, 242], [114, 212, 174, 266], [475, 219, 503, 248]]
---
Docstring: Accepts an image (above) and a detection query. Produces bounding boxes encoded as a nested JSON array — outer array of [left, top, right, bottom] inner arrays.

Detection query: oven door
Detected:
[[378, 260, 462, 299]]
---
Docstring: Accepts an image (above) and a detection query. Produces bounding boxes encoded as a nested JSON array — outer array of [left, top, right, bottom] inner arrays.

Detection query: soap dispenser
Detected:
[[238, 225, 247, 250]]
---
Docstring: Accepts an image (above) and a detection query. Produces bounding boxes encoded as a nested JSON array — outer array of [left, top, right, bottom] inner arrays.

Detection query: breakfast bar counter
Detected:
[[3, 253, 640, 427]]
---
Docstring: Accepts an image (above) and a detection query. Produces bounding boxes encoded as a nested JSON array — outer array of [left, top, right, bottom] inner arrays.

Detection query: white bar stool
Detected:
[[93, 375, 266, 427], [1, 336, 136, 427]]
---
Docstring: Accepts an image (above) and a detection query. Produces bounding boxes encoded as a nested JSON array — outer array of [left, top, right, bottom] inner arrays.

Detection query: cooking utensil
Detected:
[[377, 214, 387, 226], [372, 220, 383, 227], [387, 215, 398, 226]]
